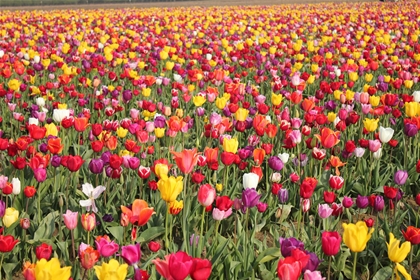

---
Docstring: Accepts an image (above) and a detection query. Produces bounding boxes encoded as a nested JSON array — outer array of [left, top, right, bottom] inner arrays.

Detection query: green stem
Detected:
[[37, 191, 41, 224], [0, 253, 4, 280], [182, 174, 189, 252], [165, 202, 170, 252], [198, 206, 206, 258], [409, 248, 413, 275], [71, 230, 76, 261], [213, 220, 220, 249], [328, 256, 332, 280], [352, 252, 358, 280]]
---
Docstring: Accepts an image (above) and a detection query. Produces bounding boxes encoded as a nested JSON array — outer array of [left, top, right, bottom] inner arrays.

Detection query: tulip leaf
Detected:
[[136, 226, 164, 243], [254, 247, 281, 265], [34, 211, 59, 241], [211, 237, 229, 265], [334, 248, 351, 272], [107, 226, 124, 243], [372, 266, 392, 280], [2, 262, 18, 276]]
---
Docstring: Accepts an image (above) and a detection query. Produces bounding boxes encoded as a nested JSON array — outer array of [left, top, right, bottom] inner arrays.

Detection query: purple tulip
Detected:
[[279, 237, 305, 257], [342, 196, 353, 208], [0, 200, 5, 218], [374, 195, 385, 212], [89, 158, 104, 174], [356, 195, 369, 209], [404, 123, 418, 137], [241, 188, 261, 211], [278, 189, 289, 204], [101, 151, 111, 164], [154, 116, 166, 128], [268, 156, 284, 171], [394, 170, 408, 185], [303, 251, 322, 272], [102, 214, 114, 222], [51, 155, 62, 168]]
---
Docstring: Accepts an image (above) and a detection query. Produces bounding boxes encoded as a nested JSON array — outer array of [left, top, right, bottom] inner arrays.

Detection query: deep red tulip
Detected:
[[299, 177, 317, 199], [190, 258, 212, 280], [402, 226, 420, 245], [36, 243, 52, 260], [321, 231, 341, 256], [0, 235, 19, 252]]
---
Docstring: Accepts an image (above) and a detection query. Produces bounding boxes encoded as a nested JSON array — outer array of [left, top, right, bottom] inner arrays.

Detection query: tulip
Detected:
[[79, 245, 100, 270], [79, 183, 106, 213], [168, 251, 194, 280], [402, 226, 420, 245], [36, 243, 53, 260], [268, 156, 284, 171], [243, 173, 259, 189], [300, 177, 318, 199], [394, 170, 408, 185], [363, 118, 379, 132], [190, 258, 212, 280], [52, 109, 70, 122], [318, 204, 333, 219], [171, 148, 199, 174], [23, 261, 36, 280], [277, 256, 302, 280], [280, 237, 305, 258], [0, 200, 5, 218], [378, 126, 394, 143], [81, 213, 96, 232], [11, 178, 20, 195], [342, 197, 353, 208], [35, 258, 71, 280], [121, 199, 154, 226], [95, 236, 119, 258], [212, 207, 232, 221], [241, 188, 261, 211], [121, 243, 141, 266], [0, 234, 19, 252], [222, 138, 238, 154], [94, 259, 128, 280], [2, 207, 19, 227], [314, 128, 340, 149], [197, 184, 216, 207], [342, 221, 374, 252], [148, 241, 160, 253], [387, 233, 412, 280], [322, 231, 341, 256], [63, 210, 78, 230], [157, 176, 183, 203], [303, 270, 325, 280]]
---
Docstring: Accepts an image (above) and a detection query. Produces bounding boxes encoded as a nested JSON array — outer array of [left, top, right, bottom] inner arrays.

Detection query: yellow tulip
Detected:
[[223, 138, 238, 154], [369, 96, 380, 107], [271, 93, 283, 106], [215, 97, 228, 110], [348, 72, 359, 82], [44, 123, 58, 137], [387, 233, 411, 263], [165, 61, 174, 71], [405, 102, 418, 117], [2, 207, 19, 227], [157, 176, 183, 203], [193, 95, 206, 107], [235, 108, 249, 122], [154, 128, 165, 138], [342, 221, 374, 252], [327, 112, 337, 123], [365, 73, 373, 83], [387, 233, 412, 280], [405, 80, 414, 89], [7, 79, 21, 91], [155, 163, 169, 180], [363, 118, 379, 132], [116, 127, 128, 138], [94, 259, 128, 280], [142, 88, 151, 97], [311, 64, 319, 73], [35, 258, 72, 280], [169, 200, 184, 214], [160, 50, 168, 60]]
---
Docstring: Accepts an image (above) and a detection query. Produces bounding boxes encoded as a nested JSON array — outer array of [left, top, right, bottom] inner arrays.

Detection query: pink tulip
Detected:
[[197, 184, 216, 207], [63, 210, 78, 230], [121, 243, 141, 266], [95, 236, 119, 258]]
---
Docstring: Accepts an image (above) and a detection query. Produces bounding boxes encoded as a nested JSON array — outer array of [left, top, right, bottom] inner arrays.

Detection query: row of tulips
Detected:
[[2, 1, 420, 279]]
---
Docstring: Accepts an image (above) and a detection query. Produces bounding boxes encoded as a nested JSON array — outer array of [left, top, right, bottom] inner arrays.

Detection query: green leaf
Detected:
[[136, 226, 164, 243], [2, 262, 18, 276], [211, 237, 229, 265], [372, 266, 392, 280], [34, 211, 59, 241], [254, 247, 281, 267], [107, 226, 124, 243]]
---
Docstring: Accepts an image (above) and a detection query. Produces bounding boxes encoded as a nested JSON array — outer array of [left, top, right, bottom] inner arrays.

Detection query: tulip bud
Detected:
[[20, 218, 30, 230]]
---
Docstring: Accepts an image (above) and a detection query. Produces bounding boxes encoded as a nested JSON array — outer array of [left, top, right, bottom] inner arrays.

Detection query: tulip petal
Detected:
[[395, 263, 412, 280], [92, 185, 106, 199]]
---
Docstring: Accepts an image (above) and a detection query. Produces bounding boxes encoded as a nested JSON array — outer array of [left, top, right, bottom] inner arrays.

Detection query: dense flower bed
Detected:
[[1, 1, 420, 279]]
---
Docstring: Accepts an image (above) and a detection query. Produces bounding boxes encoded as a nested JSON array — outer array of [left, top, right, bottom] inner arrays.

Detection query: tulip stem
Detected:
[[352, 252, 358, 280], [0, 253, 4, 280], [327, 256, 332, 280], [165, 202, 169, 252], [198, 206, 206, 258], [409, 248, 413, 275], [71, 230, 76, 261]]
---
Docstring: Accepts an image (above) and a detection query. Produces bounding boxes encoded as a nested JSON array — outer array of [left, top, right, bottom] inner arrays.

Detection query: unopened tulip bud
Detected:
[[20, 218, 30, 230]]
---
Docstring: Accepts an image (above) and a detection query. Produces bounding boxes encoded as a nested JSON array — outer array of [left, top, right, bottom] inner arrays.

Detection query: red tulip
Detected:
[[321, 231, 341, 256], [299, 177, 317, 198], [0, 235, 19, 252], [36, 243, 52, 260], [171, 149, 199, 174], [27, 124, 46, 140], [74, 117, 89, 132], [383, 186, 398, 199], [204, 148, 219, 170], [190, 258, 212, 280], [277, 256, 301, 280], [169, 251, 194, 280], [329, 175, 344, 190], [402, 226, 420, 245]]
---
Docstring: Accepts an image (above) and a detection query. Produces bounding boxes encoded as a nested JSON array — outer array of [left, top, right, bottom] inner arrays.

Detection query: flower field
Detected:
[[1, 1, 420, 279]]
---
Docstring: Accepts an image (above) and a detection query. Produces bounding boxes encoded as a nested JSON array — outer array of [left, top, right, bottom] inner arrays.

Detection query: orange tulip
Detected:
[[329, 156, 346, 176], [74, 117, 89, 132], [121, 199, 154, 226], [253, 115, 270, 136], [171, 148, 199, 174], [253, 148, 266, 166], [314, 128, 340, 149], [47, 138, 64, 154], [301, 98, 315, 112]]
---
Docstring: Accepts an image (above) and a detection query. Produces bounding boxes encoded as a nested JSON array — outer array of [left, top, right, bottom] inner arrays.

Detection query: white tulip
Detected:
[[412, 91, 420, 102], [373, 148, 382, 159], [173, 74, 182, 82], [36, 97, 45, 107], [206, 54, 212, 61], [243, 173, 259, 189], [378, 126, 394, 143], [33, 55, 40, 64], [12, 178, 21, 195], [0, 50, 4, 58], [278, 153, 290, 164], [28, 117, 39, 126], [53, 109, 70, 123]]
